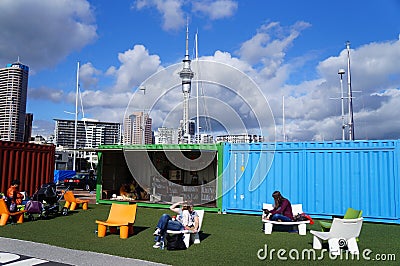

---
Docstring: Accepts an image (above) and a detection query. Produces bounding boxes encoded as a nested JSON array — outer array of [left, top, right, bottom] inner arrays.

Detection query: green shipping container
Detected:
[[95, 143, 224, 212]]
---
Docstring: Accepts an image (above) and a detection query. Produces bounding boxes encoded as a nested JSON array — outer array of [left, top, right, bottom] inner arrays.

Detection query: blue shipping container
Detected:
[[221, 140, 400, 224]]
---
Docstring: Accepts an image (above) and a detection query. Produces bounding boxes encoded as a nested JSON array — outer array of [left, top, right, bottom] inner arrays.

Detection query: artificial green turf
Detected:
[[1, 204, 399, 265]]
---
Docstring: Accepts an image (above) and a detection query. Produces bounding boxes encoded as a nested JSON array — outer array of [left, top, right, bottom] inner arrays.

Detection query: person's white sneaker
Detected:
[[153, 228, 161, 236], [153, 242, 161, 248]]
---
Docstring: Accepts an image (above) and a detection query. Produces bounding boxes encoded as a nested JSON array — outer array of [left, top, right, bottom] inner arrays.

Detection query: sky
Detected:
[[1, 0, 400, 141]]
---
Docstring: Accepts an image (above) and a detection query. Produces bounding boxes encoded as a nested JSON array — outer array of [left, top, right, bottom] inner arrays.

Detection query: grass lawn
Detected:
[[1, 203, 399, 265]]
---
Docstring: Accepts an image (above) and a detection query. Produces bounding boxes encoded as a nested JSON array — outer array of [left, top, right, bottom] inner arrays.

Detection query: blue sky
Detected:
[[1, 0, 400, 141]]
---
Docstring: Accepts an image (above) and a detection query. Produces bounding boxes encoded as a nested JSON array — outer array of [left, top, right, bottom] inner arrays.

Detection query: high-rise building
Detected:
[[24, 113, 33, 142], [0, 62, 29, 142], [124, 112, 152, 144], [54, 118, 121, 149]]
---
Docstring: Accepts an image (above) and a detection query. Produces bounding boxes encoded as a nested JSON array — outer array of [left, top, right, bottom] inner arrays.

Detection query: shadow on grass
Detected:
[[199, 232, 211, 242], [99, 226, 150, 238], [134, 225, 150, 235]]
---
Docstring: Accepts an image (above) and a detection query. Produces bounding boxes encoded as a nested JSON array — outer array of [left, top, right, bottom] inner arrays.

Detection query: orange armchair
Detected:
[[0, 198, 26, 226], [96, 203, 137, 239]]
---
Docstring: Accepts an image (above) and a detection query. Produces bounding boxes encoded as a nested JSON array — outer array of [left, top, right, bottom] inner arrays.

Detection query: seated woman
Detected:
[[264, 191, 294, 222], [152, 201, 199, 248]]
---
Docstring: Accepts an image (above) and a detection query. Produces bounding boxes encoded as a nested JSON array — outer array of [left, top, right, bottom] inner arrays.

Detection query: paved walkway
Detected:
[[0, 237, 166, 266]]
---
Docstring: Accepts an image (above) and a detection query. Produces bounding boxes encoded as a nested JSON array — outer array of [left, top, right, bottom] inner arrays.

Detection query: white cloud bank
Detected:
[[0, 0, 97, 71], [7, 1, 399, 141], [133, 0, 238, 31]]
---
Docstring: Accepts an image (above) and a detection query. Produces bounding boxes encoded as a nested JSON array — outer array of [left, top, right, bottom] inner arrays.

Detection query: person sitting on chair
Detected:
[[152, 201, 199, 248], [265, 191, 294, 222], [6, 180, 24, 212]]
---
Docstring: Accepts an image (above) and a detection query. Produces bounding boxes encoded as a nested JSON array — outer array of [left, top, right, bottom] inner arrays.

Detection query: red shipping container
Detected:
[[0, 140, 55, 196]]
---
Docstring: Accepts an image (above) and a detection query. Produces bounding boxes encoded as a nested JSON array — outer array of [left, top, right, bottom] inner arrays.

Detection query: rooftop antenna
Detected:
[[346, 41, 355, 140], [338, 68, 346, 140]]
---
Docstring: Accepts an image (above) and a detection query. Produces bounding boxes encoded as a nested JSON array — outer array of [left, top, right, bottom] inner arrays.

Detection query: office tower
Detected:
[[124, 112, 152, 144], [54, 118, 121, 149], [0, 62, 29, 142], [24, 113, 33, 142]]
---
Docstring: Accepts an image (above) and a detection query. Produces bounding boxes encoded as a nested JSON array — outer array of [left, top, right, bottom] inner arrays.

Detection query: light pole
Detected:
[[139, 86, 146, 144], [338, 68, 346, 140]]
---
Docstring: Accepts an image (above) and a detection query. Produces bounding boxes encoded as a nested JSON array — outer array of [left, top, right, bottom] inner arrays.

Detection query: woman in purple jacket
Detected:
[[266, 191, 294, 222]]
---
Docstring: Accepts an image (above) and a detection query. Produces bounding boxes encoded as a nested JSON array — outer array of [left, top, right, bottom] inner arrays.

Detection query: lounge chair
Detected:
[[166, 209, 205, 248], [96, 203, 137, 239], [63, 191, 90, 211], [311, 217, 363, 255], [0, 198, 26, 226], [262, 203, 310, 235]]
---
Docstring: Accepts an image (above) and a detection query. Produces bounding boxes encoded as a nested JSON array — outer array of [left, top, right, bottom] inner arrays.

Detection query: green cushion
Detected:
[[343, 208, 363, 219], [320, 208, 363, 237]]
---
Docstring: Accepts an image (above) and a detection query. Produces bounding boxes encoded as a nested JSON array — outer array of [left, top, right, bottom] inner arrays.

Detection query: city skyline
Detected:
[[1, 1, 400, 141]]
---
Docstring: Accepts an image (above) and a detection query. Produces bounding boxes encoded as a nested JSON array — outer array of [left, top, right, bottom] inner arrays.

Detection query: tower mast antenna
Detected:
[[179, 18, 194, 142]]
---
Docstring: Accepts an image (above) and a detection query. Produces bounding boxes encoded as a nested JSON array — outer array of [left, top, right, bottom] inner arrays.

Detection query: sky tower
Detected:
[[179, 22, 194, 138]]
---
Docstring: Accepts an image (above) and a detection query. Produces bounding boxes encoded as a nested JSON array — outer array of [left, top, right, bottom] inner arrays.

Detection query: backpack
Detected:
[[166, 233, 187, 250], [293, 213, 314, 225], [25, 200, 43, 214]]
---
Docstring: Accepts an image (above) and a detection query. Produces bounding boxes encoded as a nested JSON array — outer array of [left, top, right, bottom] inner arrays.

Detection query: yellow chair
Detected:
[[96, 203, 137, 239], [0, 198, 26, 226], [63, 191, 90, 211]]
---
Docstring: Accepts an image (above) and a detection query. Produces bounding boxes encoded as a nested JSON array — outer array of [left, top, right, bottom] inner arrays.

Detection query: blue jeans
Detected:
[[270, 214, 292, 222], [155, 214, 184, 242]]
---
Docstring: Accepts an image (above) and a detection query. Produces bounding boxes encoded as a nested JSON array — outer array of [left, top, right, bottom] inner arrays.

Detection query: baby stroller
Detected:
[[25, 182, 68, 220]]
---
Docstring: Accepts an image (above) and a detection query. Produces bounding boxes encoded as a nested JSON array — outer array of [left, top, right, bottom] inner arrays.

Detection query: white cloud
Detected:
[[0, 0, 97, 70], [80, 62, 102, 90], [192, 0, 238, 20], [106, 45, 162, 92], [28, 87, 64, 102], [237, 21, 311, 71], [134, 0, 185, 31], [133, 0, 237, 31]]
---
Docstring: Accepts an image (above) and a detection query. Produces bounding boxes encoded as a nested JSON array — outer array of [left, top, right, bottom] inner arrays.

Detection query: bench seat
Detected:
[[262, 203, 309, 235]]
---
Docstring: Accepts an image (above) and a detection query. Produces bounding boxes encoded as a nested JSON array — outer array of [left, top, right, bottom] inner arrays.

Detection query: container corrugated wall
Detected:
[[0, 140, 55, 196], [221, 140, 400, 224]]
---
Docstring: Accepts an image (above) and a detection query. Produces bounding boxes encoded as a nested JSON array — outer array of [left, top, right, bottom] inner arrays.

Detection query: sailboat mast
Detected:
[[346, 41, 355, 140], [195, 31, 200, 142], [73, 61, 79, 171]]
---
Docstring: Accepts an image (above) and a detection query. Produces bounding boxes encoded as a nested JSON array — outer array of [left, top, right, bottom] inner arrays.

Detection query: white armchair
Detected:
[[310, 217, 363, 255]]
